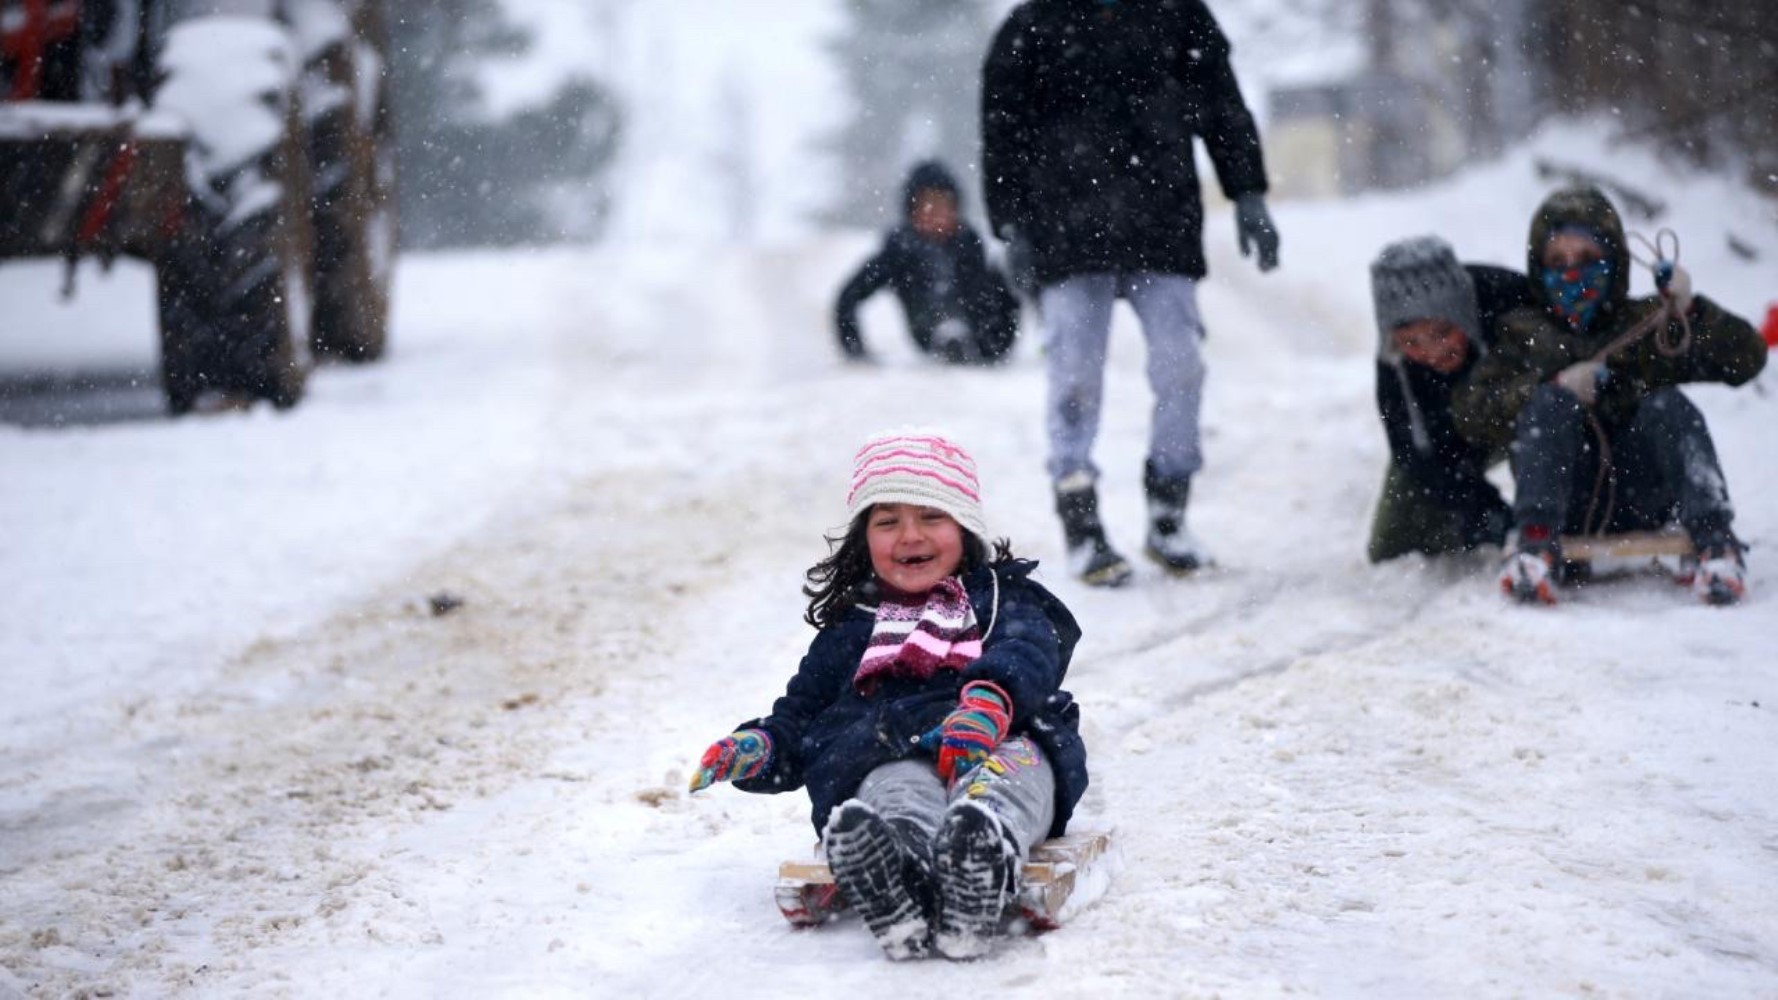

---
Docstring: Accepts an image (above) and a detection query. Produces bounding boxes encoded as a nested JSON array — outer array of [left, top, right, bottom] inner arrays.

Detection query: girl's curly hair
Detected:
[[803, 510, 1014, 629]]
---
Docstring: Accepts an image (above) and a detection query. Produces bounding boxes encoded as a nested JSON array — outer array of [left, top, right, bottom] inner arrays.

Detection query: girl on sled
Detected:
[[689, 431, 1088, 960]]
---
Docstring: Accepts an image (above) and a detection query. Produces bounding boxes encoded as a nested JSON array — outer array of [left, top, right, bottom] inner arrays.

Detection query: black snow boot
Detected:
[[933, 801, 1021, 960], [824, 800, 937, 960], [1143, 461, 1211, 573], [1054, 473, 1132, 587]]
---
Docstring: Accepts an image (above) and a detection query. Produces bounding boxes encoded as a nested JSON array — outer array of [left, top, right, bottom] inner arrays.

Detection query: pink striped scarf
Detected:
[[853, 576, 982, 695]]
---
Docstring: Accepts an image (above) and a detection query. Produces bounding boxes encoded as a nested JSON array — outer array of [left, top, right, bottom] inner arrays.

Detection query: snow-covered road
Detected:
[[3, 137, 1776, 997]]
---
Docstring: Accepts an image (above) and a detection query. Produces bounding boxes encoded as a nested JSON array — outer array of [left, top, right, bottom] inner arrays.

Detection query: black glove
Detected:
[[1235, 194, 1279, 272]]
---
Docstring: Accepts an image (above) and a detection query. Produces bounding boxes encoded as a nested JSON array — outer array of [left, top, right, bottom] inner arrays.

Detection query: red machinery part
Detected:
[[2, 0, 82, 101]]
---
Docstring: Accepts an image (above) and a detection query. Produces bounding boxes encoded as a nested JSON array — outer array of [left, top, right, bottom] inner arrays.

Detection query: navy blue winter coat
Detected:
[[732, 559, 1088, 840]]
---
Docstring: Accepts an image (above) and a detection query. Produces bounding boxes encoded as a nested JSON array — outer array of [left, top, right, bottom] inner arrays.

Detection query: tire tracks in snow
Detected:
[[0, 450, 812, 995]]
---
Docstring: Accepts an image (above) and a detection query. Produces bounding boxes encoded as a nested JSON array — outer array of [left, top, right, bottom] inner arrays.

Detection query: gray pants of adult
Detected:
[[1510, 384, 1734, 535], [1039, 272, 1207, 483], [843, 736, 1056, 859]]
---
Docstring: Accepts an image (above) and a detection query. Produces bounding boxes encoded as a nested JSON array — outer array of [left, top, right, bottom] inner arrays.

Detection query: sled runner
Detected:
[[775, 830, 1113, 932]]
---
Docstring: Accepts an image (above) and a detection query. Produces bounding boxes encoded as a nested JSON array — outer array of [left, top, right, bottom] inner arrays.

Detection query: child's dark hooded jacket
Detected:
[[833, 162, 1015, 358], [731, 559, 1088, 840], [1453, 185, 1767, 453], [1375, 264, 1532, 521]]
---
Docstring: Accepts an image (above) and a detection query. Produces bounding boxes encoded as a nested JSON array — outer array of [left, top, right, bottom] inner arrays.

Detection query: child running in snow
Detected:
[[688, 431, 1088, 960]]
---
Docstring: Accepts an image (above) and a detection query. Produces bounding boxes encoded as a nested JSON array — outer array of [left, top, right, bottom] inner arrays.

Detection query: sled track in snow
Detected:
[[1084, 559, 1473, 726], [0, 461, 802, 995]]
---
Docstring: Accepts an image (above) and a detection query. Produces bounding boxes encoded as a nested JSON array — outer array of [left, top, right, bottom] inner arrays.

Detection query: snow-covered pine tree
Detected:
[[388, 2, 621, 248]]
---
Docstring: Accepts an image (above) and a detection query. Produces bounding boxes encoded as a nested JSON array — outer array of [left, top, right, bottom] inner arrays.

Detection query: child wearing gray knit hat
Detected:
[[1366, 236, 1533, 564], [1372, 236, 1482, 361]]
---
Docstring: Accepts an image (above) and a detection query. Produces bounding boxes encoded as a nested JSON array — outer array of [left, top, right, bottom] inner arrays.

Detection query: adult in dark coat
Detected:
[[1367, 237, 1535, 562], [834, 161, 1019, 364], [981, 0, 1278, 586], [1451, 185, 1767, 605]]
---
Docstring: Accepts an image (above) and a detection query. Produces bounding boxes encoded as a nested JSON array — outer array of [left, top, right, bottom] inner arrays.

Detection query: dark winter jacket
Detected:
[[1452, 186, 1768, 454], [981, 0, 1269, 285], [834, 163, 1015, 357], [732, 559, 1088, 840], [1376, 265, 1533, 521]]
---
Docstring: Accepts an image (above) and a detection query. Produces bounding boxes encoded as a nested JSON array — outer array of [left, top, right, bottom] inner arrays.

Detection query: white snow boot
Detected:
[[1143, 461, 1211, 573], [824, 800, 936, 960], [933, 801, 1020, 960]]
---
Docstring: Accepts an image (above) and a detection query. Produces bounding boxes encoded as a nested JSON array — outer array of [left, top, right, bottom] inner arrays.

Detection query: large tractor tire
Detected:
[[301, 0, 395, 362], [151, 15, 312, 413], [155, 228, 217, 416]]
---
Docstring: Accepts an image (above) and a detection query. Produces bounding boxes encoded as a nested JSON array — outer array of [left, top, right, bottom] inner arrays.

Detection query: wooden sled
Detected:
[[1559, 527, 1694, 563], [1556, 528, 1699, 592], [775, 830, 1113, 933]]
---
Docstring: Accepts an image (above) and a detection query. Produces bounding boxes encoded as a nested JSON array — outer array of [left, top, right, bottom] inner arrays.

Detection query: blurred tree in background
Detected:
[[822, 0, 998, 228], [1366, 0, 1776, 192], [389, 1, 622, 249], [1527, 0, 1778, 191]]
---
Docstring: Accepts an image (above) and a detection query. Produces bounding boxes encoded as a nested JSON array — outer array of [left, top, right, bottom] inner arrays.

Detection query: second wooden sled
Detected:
[[775, 830, 1114, 932]]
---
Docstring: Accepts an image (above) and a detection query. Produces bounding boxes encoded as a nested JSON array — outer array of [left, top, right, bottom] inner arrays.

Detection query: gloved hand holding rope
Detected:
[[1592, 227, 1695, 361]]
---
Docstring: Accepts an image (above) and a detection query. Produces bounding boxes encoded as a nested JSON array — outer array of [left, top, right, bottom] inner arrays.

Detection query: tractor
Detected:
[[0, 0, 396, 413]]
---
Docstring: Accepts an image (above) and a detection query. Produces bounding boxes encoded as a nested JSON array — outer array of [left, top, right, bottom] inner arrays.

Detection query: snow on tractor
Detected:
[[0, 0, 396, 414]]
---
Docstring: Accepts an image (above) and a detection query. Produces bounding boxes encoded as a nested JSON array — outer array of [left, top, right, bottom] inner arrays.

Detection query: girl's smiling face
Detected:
[[865, 503, 966, 594]]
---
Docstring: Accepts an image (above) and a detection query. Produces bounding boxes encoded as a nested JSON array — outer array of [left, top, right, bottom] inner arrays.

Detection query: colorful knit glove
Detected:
[[922, 680, 1012, 782], [688, 728, 773, 792]]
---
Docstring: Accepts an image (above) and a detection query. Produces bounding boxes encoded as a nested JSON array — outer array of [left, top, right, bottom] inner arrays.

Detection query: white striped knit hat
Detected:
[[847, 431, 989, 541]]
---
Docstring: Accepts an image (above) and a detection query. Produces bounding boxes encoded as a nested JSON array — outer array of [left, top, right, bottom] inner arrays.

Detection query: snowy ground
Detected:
[[3, 129, 1777, 997]]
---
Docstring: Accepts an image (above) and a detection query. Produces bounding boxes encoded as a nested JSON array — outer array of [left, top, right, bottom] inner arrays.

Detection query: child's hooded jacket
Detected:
[[732, 559, 1088, 839]]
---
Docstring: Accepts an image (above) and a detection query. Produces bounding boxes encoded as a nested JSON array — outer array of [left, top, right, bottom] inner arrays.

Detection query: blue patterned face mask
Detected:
[[1541, 258, 1613, 332]]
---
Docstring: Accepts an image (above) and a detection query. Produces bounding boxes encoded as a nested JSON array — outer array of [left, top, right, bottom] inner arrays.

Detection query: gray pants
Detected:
[[842, 736, 1056, 859], [1510, 384, 1734, 536], [1040, 272, 1207, 483]]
